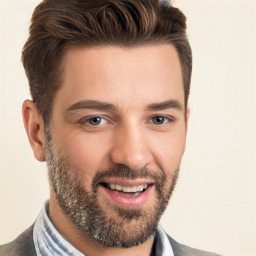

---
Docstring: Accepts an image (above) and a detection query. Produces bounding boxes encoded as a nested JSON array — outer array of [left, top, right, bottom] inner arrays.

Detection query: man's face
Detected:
[[45, 44, 188, 247]]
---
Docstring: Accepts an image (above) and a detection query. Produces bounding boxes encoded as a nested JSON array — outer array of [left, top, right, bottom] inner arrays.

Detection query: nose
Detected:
[[110, 123, 153, 171]]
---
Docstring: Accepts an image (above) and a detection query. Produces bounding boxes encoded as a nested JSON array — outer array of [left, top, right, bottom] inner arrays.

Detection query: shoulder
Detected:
[[0, 225, 37, 256], [167, 234, 222, 256]]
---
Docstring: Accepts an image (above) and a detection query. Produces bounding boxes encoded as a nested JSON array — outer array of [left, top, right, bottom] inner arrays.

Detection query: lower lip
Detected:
[[100, 185, 154, 208]]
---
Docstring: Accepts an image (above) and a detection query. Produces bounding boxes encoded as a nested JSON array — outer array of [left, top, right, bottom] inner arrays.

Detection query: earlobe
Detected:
[[22, 100, 46, 162]]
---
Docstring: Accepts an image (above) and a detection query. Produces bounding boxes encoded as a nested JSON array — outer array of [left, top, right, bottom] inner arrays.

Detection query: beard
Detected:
[[45, 129, 179, 248]]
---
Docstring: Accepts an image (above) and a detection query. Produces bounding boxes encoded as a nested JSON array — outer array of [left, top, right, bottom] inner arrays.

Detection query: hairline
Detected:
[[43, 40, 187, 127]]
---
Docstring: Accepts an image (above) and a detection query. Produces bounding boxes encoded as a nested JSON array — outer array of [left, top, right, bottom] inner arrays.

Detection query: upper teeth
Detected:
[[109, 184, 148, 192]]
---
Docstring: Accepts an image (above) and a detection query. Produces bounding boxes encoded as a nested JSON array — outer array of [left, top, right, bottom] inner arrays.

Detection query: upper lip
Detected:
[[100, 178, 154, 187]]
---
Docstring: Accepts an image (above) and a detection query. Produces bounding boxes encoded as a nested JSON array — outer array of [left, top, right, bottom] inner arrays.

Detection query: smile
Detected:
[[99, 181, 154, 207], [102, 183, 149, 197]]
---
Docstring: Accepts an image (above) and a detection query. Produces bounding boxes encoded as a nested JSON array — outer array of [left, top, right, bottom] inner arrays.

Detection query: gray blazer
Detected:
[[0, 225, 220, 256]]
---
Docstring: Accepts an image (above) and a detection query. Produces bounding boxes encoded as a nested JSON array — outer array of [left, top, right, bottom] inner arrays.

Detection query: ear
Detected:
[[186, 107, 190, 128], [22, 100, 46, 162], [183, 107, 190, 154]]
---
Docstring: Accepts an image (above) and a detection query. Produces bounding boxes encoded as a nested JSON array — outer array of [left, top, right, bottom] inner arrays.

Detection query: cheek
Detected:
[[53, 129, 111, 179], [150, 129, 186, 172]]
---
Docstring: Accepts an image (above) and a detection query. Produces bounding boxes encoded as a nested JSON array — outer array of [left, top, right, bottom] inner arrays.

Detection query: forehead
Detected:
[[55, 44, 184, 111]]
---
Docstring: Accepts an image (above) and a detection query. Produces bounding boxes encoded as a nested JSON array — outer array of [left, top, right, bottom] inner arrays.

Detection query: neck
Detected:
[[49, 193, 154, 256]]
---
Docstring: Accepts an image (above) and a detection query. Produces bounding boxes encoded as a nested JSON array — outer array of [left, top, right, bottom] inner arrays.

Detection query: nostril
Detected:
[[109, 138, 153, 171]]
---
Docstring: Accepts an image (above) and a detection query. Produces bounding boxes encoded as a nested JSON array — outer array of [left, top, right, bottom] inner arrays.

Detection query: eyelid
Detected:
[[148, 115, 175, 125], [77, 114, 175, 126], [78, 115, 110, 126]]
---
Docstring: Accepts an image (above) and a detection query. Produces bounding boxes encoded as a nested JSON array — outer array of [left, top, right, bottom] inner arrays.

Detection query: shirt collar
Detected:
[[33, 201, 174, 256]]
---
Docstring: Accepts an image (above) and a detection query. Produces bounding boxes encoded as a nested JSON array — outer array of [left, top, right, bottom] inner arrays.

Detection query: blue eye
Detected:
[[151, 116, 170, 125], [87, 116, 107, 126]]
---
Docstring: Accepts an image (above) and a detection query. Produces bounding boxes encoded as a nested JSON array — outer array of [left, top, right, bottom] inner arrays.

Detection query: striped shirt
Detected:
[[33, 201, 174, 256]]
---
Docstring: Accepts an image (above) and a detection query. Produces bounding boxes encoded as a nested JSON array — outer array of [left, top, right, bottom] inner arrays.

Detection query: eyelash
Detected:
[[148, 115, 174, 125], [79, 115, 175, 126], [78, 116, 108, 126]]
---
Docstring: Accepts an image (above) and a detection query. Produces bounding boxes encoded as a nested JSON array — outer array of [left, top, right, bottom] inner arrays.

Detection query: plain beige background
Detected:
[[0, 0, 255, 255]]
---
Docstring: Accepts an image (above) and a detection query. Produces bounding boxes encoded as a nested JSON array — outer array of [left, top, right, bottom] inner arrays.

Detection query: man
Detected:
[[0, 0, 220, 255]]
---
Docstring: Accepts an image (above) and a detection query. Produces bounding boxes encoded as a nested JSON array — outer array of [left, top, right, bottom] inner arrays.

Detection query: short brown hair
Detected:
[[22, 0, 192, 124]]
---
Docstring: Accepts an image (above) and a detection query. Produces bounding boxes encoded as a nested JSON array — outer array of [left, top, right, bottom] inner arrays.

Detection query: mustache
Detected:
[[91, 164, 167, 192]]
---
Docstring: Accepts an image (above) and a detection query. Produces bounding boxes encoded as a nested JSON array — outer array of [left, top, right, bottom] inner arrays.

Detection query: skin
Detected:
[[22, 44, 189, 256]]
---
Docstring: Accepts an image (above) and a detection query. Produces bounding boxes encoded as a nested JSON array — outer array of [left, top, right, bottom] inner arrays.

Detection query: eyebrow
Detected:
[[146, 99, 183, 111], [67, 99, 183, 112], [67, 100, 117, 111]]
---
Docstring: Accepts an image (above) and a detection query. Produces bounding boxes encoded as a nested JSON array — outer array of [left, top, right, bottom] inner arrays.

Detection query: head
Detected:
[[22, 0, 192, 125], [22, 0, 192, 249]]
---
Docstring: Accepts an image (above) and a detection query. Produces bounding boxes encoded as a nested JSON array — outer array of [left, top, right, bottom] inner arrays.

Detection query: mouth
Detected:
[[101, 182, 150, 197], [98, 181, 154, 208]]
